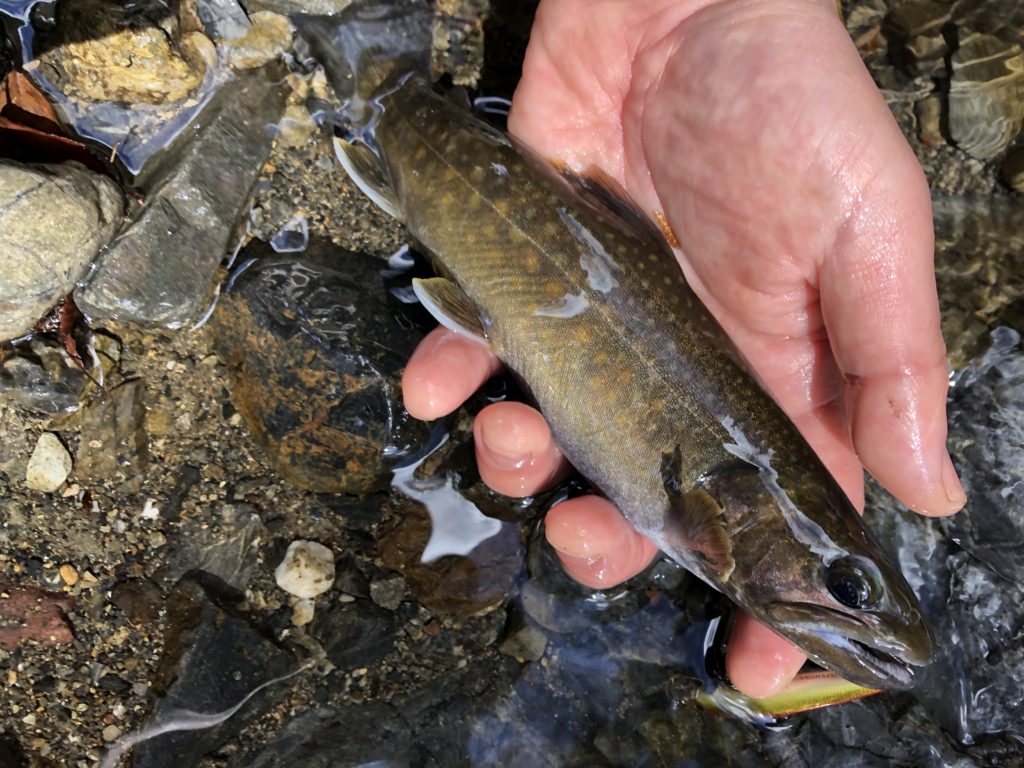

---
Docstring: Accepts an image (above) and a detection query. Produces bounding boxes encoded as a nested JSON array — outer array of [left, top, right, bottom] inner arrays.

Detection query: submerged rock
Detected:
[[0, 159, 122, 340], [75, 64, 289, 327], [31, 0, 211, 104], [129, 572, 297, 768], [379, 492, 521, 617], [211, 238, 430, 494], [22, 0, 226, 175], [947, 30, 1024, 161], [0, 336, 91, 413]]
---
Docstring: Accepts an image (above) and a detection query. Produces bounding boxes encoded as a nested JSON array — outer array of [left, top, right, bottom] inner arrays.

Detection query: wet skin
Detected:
[[404, 0, 964, 698]]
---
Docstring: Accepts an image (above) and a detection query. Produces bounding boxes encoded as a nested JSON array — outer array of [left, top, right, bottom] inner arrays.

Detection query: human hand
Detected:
[[402, 0, 965, 698]]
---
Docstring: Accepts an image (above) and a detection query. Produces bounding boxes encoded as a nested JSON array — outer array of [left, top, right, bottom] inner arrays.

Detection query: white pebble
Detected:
[[290, 596, 315, 626], [274, 540, 335, 599], [25, 433, 72, 493]]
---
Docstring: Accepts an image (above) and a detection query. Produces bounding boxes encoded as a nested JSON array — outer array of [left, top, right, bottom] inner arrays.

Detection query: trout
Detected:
[[296, 7, 933, 690]]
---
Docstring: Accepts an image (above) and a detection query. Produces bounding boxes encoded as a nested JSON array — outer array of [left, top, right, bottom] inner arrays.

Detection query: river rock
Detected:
[[1002, 145, 1024, 191], [74, 378, 149, 485], [25, 431, 72, 492], [131, 572, 297, 768], [74, 64, 289, 327], [0, 159, 123, 340], [884, 1, 950, 76], [379, 495, 521, 617], [32, 0, 210, 104], [211, 238, 430, 494], [0, 578, 74, 650], [22, 0, 225, 174], [275, 540, 335, 599], [948, 30, 1024, 161], [223, 11, 293, 70], [0, 337, 90, 413]]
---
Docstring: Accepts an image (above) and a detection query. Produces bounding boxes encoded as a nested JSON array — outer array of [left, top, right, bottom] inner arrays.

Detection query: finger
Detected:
[[821, 152, 965, 517], [401, 327, 502, 420], [545, 496, 659, 589], [726, 611, 808, 699], [474, 402, 570, 497]]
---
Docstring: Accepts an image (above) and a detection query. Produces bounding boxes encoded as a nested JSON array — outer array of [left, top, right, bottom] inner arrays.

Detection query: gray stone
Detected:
[[130, 573, 297, 768], [75, 65, 289, 328], [0, 160, 123, 340], [948, 30, 1024, 161], [74, 378, 149, 484]]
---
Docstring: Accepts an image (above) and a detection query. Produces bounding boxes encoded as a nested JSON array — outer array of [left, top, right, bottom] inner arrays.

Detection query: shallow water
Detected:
[[2, 1, 1024, 766]]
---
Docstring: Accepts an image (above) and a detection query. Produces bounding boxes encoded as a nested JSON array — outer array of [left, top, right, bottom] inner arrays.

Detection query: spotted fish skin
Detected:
[[344, 74, 933, 691]]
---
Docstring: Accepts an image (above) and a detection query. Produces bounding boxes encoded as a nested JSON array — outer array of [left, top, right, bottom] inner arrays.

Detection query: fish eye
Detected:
[[825, 557, 881, 610]]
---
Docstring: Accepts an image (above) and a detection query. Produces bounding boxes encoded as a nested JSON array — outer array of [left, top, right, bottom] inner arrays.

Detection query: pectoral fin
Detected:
[[412, 277, 490, 345], [333, 137, 401, 220], [662, 448, 735, 580]]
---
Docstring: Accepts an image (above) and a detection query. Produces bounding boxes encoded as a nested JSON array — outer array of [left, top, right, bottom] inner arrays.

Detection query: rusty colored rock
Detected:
[[0, 579, 74, 650], [0, 71, 61, 133], [32, 0, 211, 105], [212, 239, 429, 494]]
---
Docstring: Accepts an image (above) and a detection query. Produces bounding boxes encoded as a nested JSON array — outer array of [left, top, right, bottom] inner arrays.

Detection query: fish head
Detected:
[[693, 465, 934, 690]]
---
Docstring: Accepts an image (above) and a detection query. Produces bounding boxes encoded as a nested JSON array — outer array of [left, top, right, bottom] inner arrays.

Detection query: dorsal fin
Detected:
[[556, 163, 673, 249]]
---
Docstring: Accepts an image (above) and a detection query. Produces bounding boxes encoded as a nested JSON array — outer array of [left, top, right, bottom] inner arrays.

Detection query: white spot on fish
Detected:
[[558, 208, 621, 293], [490, 162, 509, 178], [534, 291, 590, 318], [719, 416, 848, 563]]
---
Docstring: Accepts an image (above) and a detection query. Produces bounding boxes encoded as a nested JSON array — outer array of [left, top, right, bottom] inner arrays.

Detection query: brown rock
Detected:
[[0, 579, 74, 650], [379, 496, 521, 617]]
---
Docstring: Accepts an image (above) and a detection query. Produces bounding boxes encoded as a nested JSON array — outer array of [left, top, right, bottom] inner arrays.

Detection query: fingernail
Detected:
[[478, 419, 530, 471], [942, 454, 966, 509]]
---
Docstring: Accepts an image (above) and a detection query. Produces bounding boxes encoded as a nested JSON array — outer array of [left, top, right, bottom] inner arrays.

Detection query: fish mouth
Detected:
[[766, 602, 932, 691]]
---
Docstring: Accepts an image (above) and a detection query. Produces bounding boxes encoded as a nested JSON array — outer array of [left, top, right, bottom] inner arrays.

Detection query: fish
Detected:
[[295, 5, 934, 691]]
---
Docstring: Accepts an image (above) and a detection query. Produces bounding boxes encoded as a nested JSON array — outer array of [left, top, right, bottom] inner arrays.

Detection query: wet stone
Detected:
[[75, 63, 289, 327], [223, 11, 293, 71], [1002, 145, 1024, 192], [211, 238, 430, 494], [313, 599, 397, 671], [31, 0, 210, 104], [0, 337, 90, 413], [0, 159, 123, 341], [433, 0, 489, 87], [379, 496, 522, 617], [131, 572, 296, 768], [883, 1, 950, 76], [73, 378, 148, 486], [23, 0, 226, 174], [947, 30, 1024, 161], [192, 0, 252, 42], [110, 578, 163, 626], [243, 656, 521, 767]]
